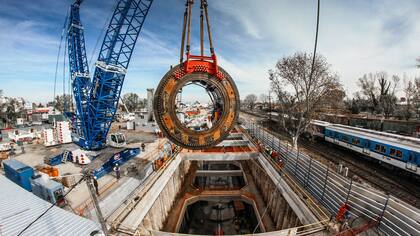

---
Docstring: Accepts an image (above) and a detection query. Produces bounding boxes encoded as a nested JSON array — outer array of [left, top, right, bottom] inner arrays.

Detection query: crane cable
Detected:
[[53, 9, 69, 112], [63, 35, 68, 113], [88, 0, 119, 72], [179, 0, 214, 63], [17, 177, 86, 236]]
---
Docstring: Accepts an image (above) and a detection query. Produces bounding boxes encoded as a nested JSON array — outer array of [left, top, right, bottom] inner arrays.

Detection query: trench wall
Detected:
[[137, 160, 190, 235], [246, 160, 302, 230]]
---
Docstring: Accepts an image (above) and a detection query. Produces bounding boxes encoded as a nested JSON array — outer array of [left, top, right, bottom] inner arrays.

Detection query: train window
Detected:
[[409, 154, 414, 162], [390, 148, 396, 156], [352, 138, 360, 145], [396, 150, 402, 158], [380, 146, 386, 153], [342, 135, 348, 142], [375, 144, 380, 151]]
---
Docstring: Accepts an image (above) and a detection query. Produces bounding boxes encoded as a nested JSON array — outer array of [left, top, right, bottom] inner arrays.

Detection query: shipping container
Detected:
[[30, 175, 66, 206], [3, 159, 34, 191]]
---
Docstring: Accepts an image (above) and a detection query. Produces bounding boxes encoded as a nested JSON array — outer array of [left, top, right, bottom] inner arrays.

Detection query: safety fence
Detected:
[[242, 121, 420, 236]]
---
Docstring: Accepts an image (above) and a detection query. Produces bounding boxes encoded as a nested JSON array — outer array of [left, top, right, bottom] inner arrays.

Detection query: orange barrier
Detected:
[[38, 166, 59, 177]]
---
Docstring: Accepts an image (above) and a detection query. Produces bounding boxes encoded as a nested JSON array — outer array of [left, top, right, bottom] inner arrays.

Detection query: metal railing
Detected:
[[242, 121, 420, 236]]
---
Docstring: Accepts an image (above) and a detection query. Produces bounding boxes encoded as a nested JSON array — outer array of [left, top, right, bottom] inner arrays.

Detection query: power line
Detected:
[[17, 177, 86, 236], [309, 0, 321, 82]]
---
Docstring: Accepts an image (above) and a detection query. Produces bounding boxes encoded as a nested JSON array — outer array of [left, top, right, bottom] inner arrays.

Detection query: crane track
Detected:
[[240, 111, 420, 208]]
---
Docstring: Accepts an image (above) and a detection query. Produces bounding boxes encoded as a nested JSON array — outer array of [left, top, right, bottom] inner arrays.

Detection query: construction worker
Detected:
[[141, 143, 146, 152], [93, 177, 99, 195], [113, 164, 121, 180]]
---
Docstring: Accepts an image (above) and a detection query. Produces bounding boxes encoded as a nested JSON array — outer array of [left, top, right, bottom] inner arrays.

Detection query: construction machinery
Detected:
[[63, 3, 154, 232], [66, 0, 153, 150], [117, 98, 136, 122], [66, 0, 238, 152], [154, 0, 240, 150]]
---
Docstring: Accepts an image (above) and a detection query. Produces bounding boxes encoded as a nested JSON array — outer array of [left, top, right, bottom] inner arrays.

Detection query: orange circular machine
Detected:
[[154, 0, 239, 149]]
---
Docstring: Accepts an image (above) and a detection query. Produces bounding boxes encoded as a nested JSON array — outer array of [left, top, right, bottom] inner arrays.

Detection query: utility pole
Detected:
[[85, 171, 108, 235], [268, 91, 272, 123]]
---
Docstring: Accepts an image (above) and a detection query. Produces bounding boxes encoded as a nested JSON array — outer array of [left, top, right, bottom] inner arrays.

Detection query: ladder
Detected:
[[62, 150, 70, 163]]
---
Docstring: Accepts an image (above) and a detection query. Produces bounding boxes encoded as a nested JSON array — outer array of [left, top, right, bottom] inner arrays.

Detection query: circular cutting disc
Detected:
[[154, 64, 240, 150]]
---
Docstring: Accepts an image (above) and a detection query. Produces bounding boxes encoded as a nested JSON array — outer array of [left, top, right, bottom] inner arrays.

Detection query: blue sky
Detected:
[[1, 0, 420, 103]]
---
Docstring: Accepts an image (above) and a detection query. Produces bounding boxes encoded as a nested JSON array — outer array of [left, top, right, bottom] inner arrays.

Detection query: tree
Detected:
[[344, 92, 370, 114], [243, 94, 257, 110], [319, 87, 346, 113], [49, 95, 72, 112], [357, 72, 399, 118], [1, 98, 25, 126], [269, 52, 341, 149], [401, 77, 416, 120], [413, 78, 420, 119], [122, 93, 143, 112], [0, 93, 27, 127], [259, 94, 269, 104]]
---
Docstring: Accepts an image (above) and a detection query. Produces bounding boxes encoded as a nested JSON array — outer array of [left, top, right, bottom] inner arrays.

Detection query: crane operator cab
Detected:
[[108, 133, 127, 148]]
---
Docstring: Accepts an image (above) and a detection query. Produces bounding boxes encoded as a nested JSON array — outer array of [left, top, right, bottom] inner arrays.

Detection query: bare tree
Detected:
[[244, 94, 257, 110], [401, 76, 416, 120], [319, 87, 346, 113], [122, 93, 145, 112], [413, 78, 420, 119], [259, 94, 269, 104], [357, 72, 399, 118], [270, 52, 340, 149]]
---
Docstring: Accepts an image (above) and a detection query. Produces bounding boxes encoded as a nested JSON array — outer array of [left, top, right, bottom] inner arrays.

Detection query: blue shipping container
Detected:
[[30, 175, 66, 206], [3, 159, 34, 191]]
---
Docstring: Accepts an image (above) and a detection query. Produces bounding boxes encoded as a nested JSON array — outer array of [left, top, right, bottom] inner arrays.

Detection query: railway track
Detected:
[[240, 111, 420, 208], [300, 140, 420, 208]]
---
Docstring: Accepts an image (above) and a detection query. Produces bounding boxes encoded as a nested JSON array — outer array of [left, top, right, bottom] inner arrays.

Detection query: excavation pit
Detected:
[[110, 134, 320, 236], [193, 161, 246, 189], [178, 198, 261, 234]]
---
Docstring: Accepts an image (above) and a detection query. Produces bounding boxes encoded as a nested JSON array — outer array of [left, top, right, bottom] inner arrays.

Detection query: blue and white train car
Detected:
[[323, 124, 420, 176]]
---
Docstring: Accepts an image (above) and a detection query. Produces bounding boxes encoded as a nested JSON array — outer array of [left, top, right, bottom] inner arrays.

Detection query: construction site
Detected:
[[1, 0, 420, 236]]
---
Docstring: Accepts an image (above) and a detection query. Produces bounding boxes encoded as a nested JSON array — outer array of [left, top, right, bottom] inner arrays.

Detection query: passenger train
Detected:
[[312, 120, 420, 176]]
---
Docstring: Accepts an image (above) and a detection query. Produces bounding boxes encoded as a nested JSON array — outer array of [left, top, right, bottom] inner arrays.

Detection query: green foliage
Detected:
[[122, 93, 145, 112]]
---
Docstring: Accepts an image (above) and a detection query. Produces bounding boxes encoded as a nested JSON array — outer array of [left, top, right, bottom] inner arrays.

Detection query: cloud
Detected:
[[212, 0, 420, 97], [0, 17, 60, 92], [2, 0, 420, 103]]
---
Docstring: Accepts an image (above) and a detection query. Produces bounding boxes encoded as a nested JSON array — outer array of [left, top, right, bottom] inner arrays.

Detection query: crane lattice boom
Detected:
[[66, 0, 153, 150]]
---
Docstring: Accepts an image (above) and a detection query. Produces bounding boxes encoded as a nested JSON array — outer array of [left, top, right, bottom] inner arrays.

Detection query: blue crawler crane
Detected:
[[66, 0, 153, 150], [63, 2, 154, 233]]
